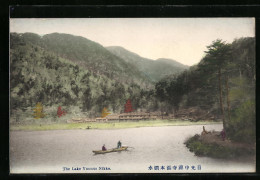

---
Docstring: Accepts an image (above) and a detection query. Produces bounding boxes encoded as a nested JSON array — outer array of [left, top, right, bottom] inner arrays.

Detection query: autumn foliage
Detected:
[[101, 107, 111, 118], [33, 102, 45, 119], [57, 106, 66, 117], [124, 99, 134, 113]]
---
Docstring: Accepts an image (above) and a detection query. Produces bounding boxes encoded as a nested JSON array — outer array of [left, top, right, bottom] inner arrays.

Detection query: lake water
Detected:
[[10, 124, 255, 173]]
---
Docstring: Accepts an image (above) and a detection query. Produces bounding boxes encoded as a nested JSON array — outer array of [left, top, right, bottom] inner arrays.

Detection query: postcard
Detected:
[[9, 18, 256, 173]]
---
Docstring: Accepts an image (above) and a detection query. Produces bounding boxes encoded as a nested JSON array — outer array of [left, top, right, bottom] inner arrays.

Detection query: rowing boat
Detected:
[[92, 146, 128, 154]]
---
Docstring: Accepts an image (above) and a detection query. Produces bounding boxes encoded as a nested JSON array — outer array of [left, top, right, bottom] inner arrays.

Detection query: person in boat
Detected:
[[117, 140, 122, 149], [102, 144, 107, 151]]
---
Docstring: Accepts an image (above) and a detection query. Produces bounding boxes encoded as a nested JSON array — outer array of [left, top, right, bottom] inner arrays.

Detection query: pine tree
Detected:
[[101, 107, 110, 118], [204, 39, 232, 131], [124, 99, 134, 113], [33, 102, 45, 119]]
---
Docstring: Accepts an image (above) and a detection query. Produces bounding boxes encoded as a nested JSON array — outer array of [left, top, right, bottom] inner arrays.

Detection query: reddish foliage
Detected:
[[57, 106, 66, 117], [124, 99, 134, 113]]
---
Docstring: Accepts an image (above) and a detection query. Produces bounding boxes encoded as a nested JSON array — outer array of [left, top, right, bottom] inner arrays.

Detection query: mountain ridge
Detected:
[[10, 32, 152, 116], [13, 32, 189, 84], [155, 58, 189, 69], [19, 32, 152, 87], [106, 46, 189, 82]]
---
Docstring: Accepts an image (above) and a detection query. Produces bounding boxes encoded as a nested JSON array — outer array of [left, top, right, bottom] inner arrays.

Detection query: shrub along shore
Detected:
[[185, 133, 255, 159]]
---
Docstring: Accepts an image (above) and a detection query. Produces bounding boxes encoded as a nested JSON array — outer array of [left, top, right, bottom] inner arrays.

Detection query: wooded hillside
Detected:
[[10, 33, 255, 143], [155, 37, 255, 142], [106, 46, 189, 82]]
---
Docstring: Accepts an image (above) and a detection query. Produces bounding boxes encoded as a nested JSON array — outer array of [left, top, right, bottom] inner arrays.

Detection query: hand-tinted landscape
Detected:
[[10, 18, 255, 173]]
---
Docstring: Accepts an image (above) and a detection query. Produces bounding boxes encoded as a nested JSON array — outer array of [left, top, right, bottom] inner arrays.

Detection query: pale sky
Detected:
[[10, 18, 255, 66]]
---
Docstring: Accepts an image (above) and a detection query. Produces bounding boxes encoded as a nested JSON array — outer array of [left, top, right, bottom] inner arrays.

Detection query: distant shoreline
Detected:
[[10, 119, 222, 131]]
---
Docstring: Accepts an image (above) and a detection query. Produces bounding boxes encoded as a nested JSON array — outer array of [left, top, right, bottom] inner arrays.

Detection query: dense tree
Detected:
[[203, 39, 232, 131]]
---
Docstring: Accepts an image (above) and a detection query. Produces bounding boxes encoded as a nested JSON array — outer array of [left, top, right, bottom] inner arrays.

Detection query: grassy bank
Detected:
[[185, 134, 255, 159], [10, 119, 221, 131]]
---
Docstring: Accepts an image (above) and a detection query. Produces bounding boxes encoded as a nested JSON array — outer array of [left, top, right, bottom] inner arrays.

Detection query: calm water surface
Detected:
[[10, 124, 255, 173]]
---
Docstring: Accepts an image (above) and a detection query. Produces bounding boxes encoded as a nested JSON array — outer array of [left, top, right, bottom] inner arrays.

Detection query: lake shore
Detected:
[[10, 119, 222, 131], [185, 132, 256, 160], [10, 124, 255, 173]]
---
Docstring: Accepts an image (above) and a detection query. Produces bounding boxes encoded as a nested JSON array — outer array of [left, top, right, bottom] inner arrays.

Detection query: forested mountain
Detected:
[[155, 37, 255, 143], [20, 33, 152, 87], [106, 46, 189, 82], [10, 33, 155, 119]]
